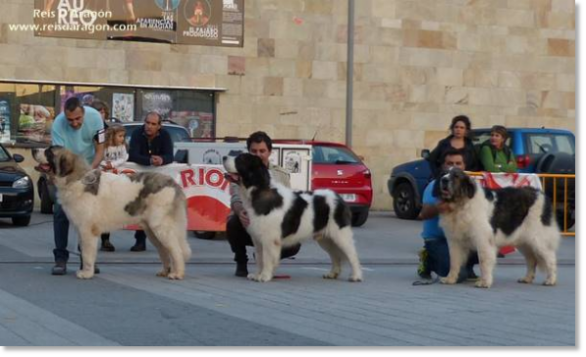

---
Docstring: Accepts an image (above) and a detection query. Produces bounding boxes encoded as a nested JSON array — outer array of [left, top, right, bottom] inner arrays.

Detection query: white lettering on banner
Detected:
[[117, 163, 230, 204], [56, 0, 104, 27], [180, 167, 230, 191], [182, 26, 219, 39]]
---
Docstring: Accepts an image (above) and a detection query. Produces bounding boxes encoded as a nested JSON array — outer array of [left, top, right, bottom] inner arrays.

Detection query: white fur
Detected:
[[439, 180, 560, 289], [34, 148, 191, 280], [225, 156, 362, 283]]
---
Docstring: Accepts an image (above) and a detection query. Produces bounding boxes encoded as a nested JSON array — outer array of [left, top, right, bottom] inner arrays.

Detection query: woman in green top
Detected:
[[480, 125, 518, 173]]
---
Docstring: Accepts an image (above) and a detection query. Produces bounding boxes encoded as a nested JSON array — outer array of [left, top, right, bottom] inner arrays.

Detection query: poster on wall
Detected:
[[110, 0, 178, 43], [170, 111, 213, 138], [140, 91, 173, 120], [18, 104, 55, 144], [280, 146, 312, 191], [112, 93, 134, 122], [60, 90, 96, 111], [0, 99, 11, 143], [177, 0, 244, 47], [34, 0, 244, 47], [34, 0, 108, 40]]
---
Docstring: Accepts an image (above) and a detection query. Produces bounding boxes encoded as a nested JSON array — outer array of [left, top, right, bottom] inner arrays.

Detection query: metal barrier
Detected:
[[538, 174, 575, 237], [467, 172, 575, 237]]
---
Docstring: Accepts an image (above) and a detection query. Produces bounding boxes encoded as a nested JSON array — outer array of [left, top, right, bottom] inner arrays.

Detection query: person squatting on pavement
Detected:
[[226, 131, 301, 277], [414, 148, 479, 285]]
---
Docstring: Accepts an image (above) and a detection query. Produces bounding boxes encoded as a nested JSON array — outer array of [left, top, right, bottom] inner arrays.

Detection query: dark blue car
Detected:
[[388, 127, 575, 222], [0, 143, 34, 226]]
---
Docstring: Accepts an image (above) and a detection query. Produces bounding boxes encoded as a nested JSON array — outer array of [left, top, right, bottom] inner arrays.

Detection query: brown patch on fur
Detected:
[[125, 172, 184, 216], [91, 225, 100, 236]]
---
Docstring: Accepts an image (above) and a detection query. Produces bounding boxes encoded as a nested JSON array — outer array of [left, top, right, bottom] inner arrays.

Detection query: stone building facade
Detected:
[[0, 0, 576, 209]]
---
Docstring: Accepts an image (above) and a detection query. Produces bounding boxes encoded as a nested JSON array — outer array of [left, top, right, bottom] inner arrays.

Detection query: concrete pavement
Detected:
[[0, 212, 576, 346]]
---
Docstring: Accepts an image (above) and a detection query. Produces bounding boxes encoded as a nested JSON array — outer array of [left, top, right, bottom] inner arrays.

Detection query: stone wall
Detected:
[[0, 0, 576, 210]]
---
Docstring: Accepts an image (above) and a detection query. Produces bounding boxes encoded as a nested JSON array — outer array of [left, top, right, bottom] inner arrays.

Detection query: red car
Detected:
[[276, 140, 373, 227]]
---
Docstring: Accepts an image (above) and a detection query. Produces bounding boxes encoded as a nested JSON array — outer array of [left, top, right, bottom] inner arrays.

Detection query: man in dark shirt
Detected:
[[128, 111, 174, 251]]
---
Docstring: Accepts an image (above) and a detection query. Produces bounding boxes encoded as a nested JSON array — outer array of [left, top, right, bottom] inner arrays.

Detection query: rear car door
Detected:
[[311, 144, 370, 205]]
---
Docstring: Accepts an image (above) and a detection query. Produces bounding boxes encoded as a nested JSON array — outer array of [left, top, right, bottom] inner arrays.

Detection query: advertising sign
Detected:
[[34, 0, 244, 47], [0, 99, 11, 143], [18, 104, 55, 144]]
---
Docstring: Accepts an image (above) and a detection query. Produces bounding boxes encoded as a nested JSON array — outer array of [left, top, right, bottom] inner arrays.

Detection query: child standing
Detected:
[[98, 125, 129, 251], [100, 125, 129, 172]]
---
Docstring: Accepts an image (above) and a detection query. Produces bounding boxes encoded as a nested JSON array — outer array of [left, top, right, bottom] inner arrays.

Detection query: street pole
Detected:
[[345, 0, 355, 148]]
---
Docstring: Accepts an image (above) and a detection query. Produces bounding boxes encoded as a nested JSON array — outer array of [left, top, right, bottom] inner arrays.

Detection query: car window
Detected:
[[313, 145, 360, 164], [0, 145, 9, 162], [527, 134, 575, 155], [471, 131, 511, 147], [471, 131, 511, 155]]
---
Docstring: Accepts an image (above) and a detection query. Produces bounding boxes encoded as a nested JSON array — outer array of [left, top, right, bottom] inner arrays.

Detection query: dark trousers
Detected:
[[135, 230, 146, 242], [53, 201, 70, 263], [226, 215, 301, 263], [424, 238, 478, 278]]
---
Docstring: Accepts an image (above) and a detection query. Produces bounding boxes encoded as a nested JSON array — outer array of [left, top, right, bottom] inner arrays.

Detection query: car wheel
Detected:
[[392, 182, 420, 220], [40, 180, 54, 214], [193, 231, 216, 240], [12, 216, 31, 226], [351, 210, 369, 227]]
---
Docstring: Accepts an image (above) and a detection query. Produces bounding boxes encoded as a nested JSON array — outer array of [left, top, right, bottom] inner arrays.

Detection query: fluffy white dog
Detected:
[[33, 146, 191, 280]]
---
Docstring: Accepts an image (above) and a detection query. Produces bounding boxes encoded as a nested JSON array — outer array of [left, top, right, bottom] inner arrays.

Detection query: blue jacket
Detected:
[[128, 125, 174, 166]]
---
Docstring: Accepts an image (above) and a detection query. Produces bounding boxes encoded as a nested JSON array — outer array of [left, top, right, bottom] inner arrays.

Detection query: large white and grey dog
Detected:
[[33, 146, 191, 280], [438, 168, 560, 288], [223, 153, 363, 283]]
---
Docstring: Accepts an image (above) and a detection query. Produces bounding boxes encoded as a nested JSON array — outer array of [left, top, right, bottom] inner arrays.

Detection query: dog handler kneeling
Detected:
[[226, 131, 301, 277]]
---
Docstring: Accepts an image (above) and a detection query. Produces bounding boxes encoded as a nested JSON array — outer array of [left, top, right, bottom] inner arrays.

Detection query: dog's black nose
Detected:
[[222, 156, 227, 162]]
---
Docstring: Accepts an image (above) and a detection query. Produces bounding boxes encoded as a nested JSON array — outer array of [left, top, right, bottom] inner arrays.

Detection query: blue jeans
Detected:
[[53, 200, 70, 263], [424, 238, 478, 279]]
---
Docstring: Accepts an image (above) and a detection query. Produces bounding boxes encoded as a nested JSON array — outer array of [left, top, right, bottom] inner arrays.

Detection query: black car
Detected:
[[0, 143, 34, 226], [37, 122, 192, 213]]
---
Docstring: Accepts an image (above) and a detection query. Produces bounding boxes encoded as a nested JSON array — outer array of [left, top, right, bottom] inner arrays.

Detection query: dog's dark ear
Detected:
[[58, 154, 74, 177], [464, 176, 476, 199]]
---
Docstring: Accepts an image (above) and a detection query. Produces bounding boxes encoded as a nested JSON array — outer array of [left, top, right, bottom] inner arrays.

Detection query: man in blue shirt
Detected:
[[415, 148, 478, 284], [51, 97, 105, 275]]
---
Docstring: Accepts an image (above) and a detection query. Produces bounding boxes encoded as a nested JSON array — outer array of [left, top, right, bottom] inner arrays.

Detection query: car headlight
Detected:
[[13, 176, 31, 189]]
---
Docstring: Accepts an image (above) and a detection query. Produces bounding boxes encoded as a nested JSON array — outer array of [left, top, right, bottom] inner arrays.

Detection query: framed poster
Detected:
[[0, 99, 11, 143], [140, 90, 173, 120], [279, 145, 312, 191], [18, 104, 55, 144], [112, 93, 135, 122]]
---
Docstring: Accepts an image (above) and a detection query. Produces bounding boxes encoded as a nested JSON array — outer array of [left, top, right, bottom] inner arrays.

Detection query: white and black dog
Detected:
[[438, 168, 560, 288], [223, 153, 363, 283], [33, 146, 191, 280]]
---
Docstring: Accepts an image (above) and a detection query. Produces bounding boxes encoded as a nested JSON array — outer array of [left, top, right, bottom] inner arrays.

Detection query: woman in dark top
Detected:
[[427, 115, 478, 177]]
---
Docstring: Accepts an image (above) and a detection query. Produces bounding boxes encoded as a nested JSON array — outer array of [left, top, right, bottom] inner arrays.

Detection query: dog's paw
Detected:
[[76, 270, 94, 279], [256, 273, 273, 282], [156, 268, 171, 277], [323, 272, 339, 280], [475, 280, 492, 288], [348, 275, 363, 283], [247, 273, 259, 281], [517, 277, 533, 284], [440, 277, 457, 285], [543, 279, 556, 286], [167, 272, 184, 280]]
